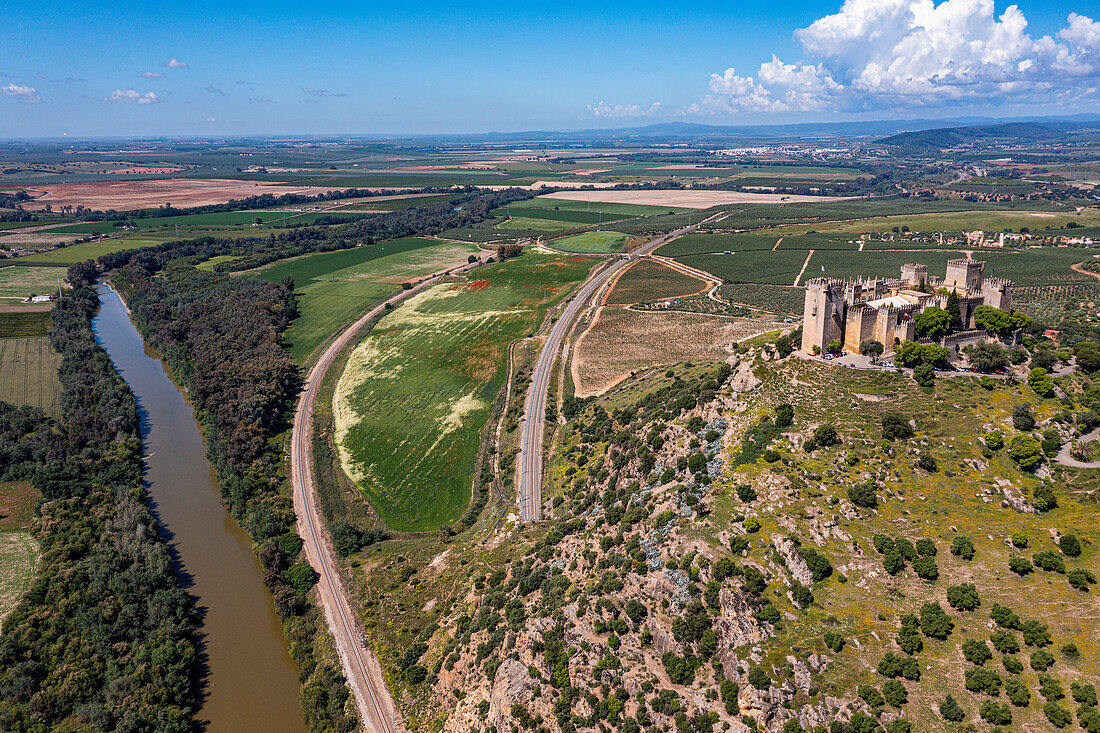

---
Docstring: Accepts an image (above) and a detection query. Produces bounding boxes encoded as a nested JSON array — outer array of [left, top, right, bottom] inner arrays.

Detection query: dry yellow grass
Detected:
[[571, 307, 772, 397]]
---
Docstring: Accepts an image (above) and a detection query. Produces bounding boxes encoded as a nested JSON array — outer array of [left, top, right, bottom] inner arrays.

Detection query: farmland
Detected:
[[719, 283, 806, 314], [548, 230, 631, 254], [605, 259, 707, 305], [0, 481, 39, 627], [570, 306, 773, 397], [764, 207, 1100, 236], [252, 237, 481, 361], [0, 310, 50, 338], [0, 338, 62, 415], [0, 266, 66, 300], [19, 238, 151, 264], [332, 251, 593, 531]]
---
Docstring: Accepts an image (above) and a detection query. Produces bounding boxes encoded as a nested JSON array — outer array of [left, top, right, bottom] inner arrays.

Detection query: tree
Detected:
[[940, 695, 965, 722], [860, 339, 884, 360], [963, 639, 994, 666], [1009, 434, 1042, 469], [915, 306, 952, 338], [1059, 534, 1081, 557], [1028, 367, 1055, 398], [881, 412, 914, 441], [974, 305, 1030, 335], [985, 430, 1004, 450], [1012, 404, 1035, 431], [947, 582, 981, 611], [775, 403, 794, 428], [809, 424, 838, 449], [965, 341, 1009, 373], [848, 480, 878, 508], [826, 338, 842, 354], [913, 362, 935, 389], [747, 667, 770, 690], [950, 535, 975, 560], [945, 289, 961, 327], [1073, 340, 1100, 373], [920, 601, 953, 639]]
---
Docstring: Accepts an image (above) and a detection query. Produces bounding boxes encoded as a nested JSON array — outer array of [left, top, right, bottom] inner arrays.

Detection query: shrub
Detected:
[[990, 630, 1020, 655], [920, 602, 953, 639], [1044, 701, 1072, 728], [1059, 534, 1082, 557], [881, 679, 907, 707], [747, 666, 770, 690], [791, 580, 814, 608], [894, 538, 917, 561], [990, 603, 1020, 629], [1068, 567, 1097, 591], [1028, 367, 1055, 398], [1013, 404, 1036, 431], [885, 720, 910, 733], [1008, 434, 1043, 469], [797, 546, 834, 582], [896, 614, 923, 654], [985, 430, 1004, 450], [1009, 556, 1033, 575], [1061, 643, 1080, 660], [962, 639, 993, 666], [743, 517, 761, 533], [736, 483, 757, 502], [1010, 530, 1028, 548], [1005, 676, 1031, 706], [947, 583, 981, 611], [858, 684, 885, 709], [1071, 682, 1098, 706], [741, 566, 767, 595], [882, 549, 906, 575], [965, 667, 1002, 695], [980, 375, 995, 389], [1033, 483, 1058, 511], [950, 535, 975, 560], [1003, 656, 1024, 674], [979, 700, 1012, 726], [912, 556, 938, 580], [774, 403, 794, 428], [1031, 649, 1055, 671], [1020, 619, 1051, 647], [877, 652, 920, 680], [915, 454, 938, 472], [1039, 673, 1065, 700], [729, 535, 750, 554], [847, 482, 878, 508], [913, 362, 936, 389], [823, 629, 845, 653], [915, 538, 936, 556], [940, 694, 965, 722], [873, 534, 895, 554], [720, 678, 739, 714], [881, 412, 914, 441], [811, 424, 839, 449], [1033, 550, 1066, 573]]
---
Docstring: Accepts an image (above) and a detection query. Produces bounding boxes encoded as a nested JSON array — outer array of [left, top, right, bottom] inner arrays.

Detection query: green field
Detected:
[[676, 249, 813, 285], [496, 216, 582, 232], [0, 311, 50, 338], [0, 266, 66, 299], [19, 238, 149, 264], [196, 255, 242, 271], [766, 208, 1100, 236], [333, 251, 594, 531], [549, 230, 631, 254], [44, 209, 371, 236], [253, 237, 481, 361], [0, 337, 62, 415], [508, 196, 690, 217]]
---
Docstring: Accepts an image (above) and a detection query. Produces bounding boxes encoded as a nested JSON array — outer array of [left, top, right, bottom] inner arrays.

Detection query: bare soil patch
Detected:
[[543, 190, 857, 209], [20, 178, 339, 211], [571, 307, 771, 397]]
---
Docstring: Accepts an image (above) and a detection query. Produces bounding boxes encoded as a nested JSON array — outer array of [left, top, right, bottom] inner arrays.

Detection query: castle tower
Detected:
[[900, 263, 928, 289], [944, 259, 985, 293], [982, 277, 1013, 311], [801, 279, 846, 353]]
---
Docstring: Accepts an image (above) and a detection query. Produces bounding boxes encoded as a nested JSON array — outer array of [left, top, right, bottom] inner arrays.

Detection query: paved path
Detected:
[[515, 214, 726, 522], [290, 259, 482, 732], [1054, 427, 1100, 469]]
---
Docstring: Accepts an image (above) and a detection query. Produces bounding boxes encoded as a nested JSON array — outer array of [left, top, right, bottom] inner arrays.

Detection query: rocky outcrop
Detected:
[[488, 659, 533, 730], [773, 535, 813, 586]]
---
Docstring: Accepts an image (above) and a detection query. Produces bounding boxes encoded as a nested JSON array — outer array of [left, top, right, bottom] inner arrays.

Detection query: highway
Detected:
[[289, 258, 482, 733], [515, 216, 722, 522]]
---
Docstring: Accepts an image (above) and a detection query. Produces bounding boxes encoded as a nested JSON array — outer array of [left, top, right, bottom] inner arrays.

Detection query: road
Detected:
[[289, 258, 483, 733], [515, 215, 724, 522]]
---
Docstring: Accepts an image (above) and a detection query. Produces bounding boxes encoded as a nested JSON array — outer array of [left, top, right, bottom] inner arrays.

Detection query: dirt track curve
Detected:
[[515, 213, 727, 522], [290, 258, 483, 732]]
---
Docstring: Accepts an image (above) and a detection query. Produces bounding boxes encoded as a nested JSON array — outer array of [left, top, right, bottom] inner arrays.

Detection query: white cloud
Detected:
[[587, 101, 663, 118], [108, 89, 159, 104], [160, 58, 188, 68], [142, 71, 165, 78], [205, 117, 216, 122], [2, 84, 41, 103], [688, 0, 1100, 115]]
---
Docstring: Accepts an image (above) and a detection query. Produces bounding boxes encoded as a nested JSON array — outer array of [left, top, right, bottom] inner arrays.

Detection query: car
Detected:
[[823, 354, 834, 360]]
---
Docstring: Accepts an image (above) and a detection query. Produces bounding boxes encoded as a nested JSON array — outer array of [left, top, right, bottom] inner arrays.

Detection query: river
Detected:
[[92, 282, 305, 733]]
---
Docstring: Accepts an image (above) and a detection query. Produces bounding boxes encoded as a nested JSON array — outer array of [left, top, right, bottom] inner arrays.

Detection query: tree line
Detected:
[[0, 285, 198, 731]]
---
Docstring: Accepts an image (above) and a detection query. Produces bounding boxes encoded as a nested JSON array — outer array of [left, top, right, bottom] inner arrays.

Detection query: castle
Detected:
[[801, 260, 1014, 355]]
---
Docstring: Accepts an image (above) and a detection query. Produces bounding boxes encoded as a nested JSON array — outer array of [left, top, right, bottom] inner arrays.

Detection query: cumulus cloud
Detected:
[[142, 71, 165, 78], [160, 58, 188, 68], [689, 0, 1100, 115], [2, 84, 41, 103], [587, 101, 663, 118], [108, 89, 159, 104], [301, 87, 346, 98]]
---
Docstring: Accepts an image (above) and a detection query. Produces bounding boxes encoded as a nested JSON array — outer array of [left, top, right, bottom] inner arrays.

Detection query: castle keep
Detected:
[[801, 260, 1013, 355]]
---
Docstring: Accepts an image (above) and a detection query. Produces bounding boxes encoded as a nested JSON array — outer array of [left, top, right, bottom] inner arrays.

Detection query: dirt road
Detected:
[[515, 214, 725, 522], [290, 259, 482, 732]]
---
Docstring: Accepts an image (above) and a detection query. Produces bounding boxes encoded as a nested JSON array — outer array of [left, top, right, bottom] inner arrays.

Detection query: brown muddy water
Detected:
[[93, 282, 305, 732]]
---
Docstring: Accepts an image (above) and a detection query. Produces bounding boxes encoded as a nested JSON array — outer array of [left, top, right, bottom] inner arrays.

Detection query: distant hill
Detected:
[[877, 121, 1084, 150]]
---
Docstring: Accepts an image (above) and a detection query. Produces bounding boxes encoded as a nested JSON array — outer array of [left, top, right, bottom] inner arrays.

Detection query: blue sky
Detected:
[[1, 0, 1096, 137]]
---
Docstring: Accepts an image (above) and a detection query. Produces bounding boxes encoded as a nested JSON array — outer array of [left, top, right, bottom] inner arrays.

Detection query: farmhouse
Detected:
[[801, 259, 1014, 355]]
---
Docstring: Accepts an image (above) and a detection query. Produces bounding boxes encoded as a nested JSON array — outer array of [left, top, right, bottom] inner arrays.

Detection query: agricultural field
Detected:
[[548, 231, 631, 254], [501, 195, 690, 218], [18, 238, 150, 264], [0, 310, 50, 338], [252, 237, 481, 361], [0, 266, 66, 300], [674, 249, 814, 285], [0, 481, 39, 628], [0, 337, 63, 415], [332, 251, 593, 531], [659, 232, 783, 257], [766, 207, 1100, 236], [570, 306, 773, 396], [605, 260, 708, 305], [719, 283, 806, 315], [496, 216, 584, 232], [195, 255, 241, 271]]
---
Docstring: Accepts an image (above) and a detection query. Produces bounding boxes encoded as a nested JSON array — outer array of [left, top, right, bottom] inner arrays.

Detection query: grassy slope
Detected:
[[707, 357, 1097, 731], [252, 237, 480, 361], [0, 482, 41, 627], [332, 251, 594, 531], [550, 231, 631, 254]]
